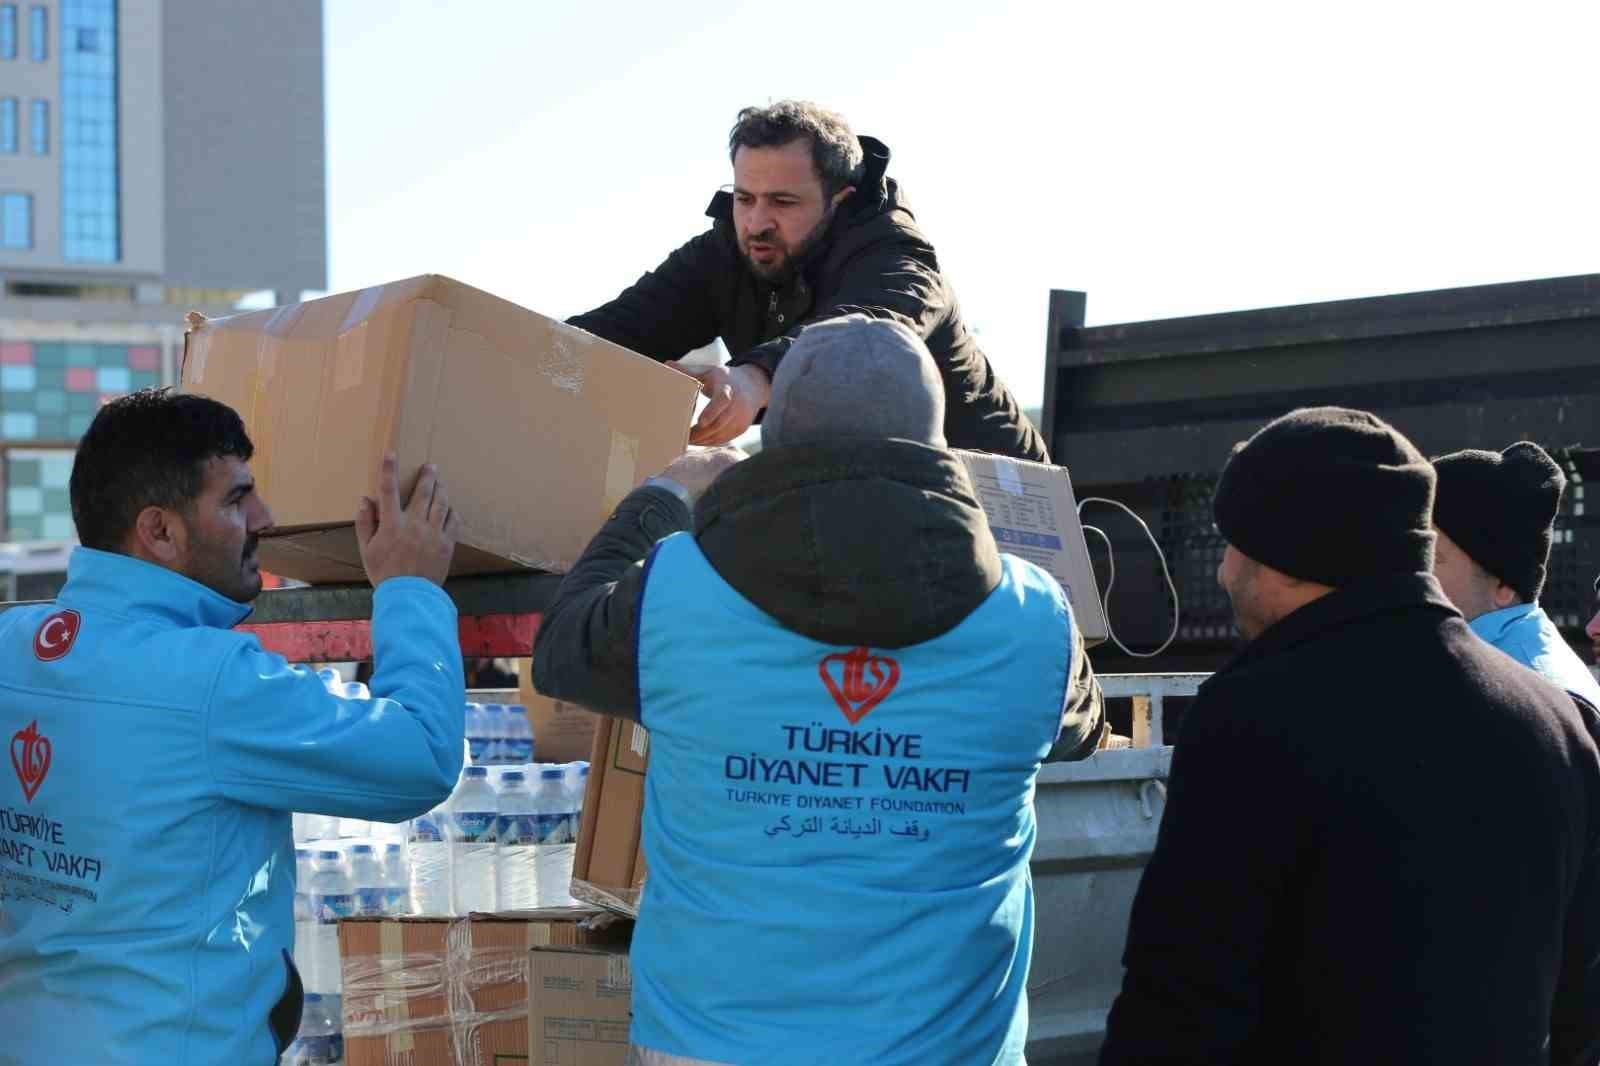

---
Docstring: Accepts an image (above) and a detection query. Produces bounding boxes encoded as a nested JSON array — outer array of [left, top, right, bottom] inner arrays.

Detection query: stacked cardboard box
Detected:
[[528, 947, 634, 1066], [571, 716, 649, 916], [337, 911, 631, 1066], [517, 667, 600, 765]]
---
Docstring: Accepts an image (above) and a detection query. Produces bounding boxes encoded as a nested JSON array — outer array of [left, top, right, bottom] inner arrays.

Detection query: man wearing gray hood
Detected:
[[533, 315, 1102, 1066]]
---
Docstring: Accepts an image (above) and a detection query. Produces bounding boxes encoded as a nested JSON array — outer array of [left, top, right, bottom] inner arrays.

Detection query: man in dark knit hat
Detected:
[[534, 315, 1103, 1066], [1102, 406, 1600, 1066], [1430, 441, 1600, 706]]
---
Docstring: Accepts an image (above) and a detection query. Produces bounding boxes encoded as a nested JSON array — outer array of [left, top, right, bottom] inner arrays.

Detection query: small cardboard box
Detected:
[[518, 667, 600, 765], [953, 450, 1109, 646], [180, 275, 701, 584], [570, 716, 650, 916], [527, 947, 633, 1066], [338, 910, 631, 1066]]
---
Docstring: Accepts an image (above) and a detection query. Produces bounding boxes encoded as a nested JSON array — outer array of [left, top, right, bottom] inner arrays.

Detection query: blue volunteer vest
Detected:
[[631, 533, 1072, 1066], [1470, 603, 1600, 708]]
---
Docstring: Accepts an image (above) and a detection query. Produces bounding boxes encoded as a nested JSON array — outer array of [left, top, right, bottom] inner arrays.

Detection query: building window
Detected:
[[29, 97, 46, 154], [0, 5, 16, 61], [60, 0, 119, 262], [27, 4, 43, 61], [0, 97, 15, 152], [1, 193, 32, 249]]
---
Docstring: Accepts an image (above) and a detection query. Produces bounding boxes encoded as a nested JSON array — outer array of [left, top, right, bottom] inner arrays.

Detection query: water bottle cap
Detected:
[[501, 770, 526, 782], [463, 766, 489, 778], [482, 703, 502, 713], [385, 843, 403, 853], [578, 766, 590, 777], [316, 850, 341, 861], [508, 705, 527, 716], [541, 767, 564, 780], [295, 848, 311, 858], [350, 844, 375, 854], [304, 992, 323, 1004]]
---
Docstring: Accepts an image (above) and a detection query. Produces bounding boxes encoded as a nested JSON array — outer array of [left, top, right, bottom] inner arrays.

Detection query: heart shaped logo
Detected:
[[33, 610, 81, 663], [818, 646, 900, 725], [11, 720, 52, 804]]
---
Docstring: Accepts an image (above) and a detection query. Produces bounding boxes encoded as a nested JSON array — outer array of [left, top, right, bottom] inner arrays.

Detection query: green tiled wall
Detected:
[[1, 340, 162, 540]]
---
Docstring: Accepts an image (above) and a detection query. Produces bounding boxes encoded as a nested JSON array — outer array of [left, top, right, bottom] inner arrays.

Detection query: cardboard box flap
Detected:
[[953, 450, 1109, 646]]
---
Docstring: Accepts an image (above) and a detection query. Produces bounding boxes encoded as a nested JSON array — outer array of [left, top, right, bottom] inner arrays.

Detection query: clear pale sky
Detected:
[[324, 0, 1599, 410]]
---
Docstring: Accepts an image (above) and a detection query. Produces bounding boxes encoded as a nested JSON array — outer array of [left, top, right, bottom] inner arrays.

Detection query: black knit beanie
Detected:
[[1431, 442, 1566, 602], [1213, 406, 1436, 586]]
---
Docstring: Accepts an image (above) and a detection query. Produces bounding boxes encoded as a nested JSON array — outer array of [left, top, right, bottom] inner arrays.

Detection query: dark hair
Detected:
[[729, 101, 865, 199], [69, 388, 254, 551]]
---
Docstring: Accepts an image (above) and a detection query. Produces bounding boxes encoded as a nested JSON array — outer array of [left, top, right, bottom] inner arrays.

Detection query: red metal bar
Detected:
[[239, 612, 543, 663]]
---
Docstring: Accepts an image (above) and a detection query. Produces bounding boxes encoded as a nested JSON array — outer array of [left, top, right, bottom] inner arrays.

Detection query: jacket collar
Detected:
[[691, 438, 1004, 649], [58, 546, 254, 630], [1220, 573, 1460, 674], [1468, 602, 1543, 644], [696, 437, 977, 531]]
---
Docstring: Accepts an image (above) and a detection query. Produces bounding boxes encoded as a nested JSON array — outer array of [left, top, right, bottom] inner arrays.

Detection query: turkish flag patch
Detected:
[[33, 610, 81, 663]]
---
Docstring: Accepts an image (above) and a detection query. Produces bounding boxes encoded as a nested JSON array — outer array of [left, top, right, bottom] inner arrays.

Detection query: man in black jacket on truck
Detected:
[[1101, 406, 1600, 1066], [567, 100, 1048, 462]]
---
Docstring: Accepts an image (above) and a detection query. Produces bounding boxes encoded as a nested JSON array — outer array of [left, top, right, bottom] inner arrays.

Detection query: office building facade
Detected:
[[0, 0, 325, 540]]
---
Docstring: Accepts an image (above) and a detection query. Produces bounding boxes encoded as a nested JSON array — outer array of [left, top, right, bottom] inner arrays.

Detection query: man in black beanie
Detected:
[[1102, 406, 1600, 1066], [1430, 442, 1600, 706]]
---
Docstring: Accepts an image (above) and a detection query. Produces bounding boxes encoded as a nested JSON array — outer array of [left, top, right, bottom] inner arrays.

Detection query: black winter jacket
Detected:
[[567, 137, 1049, 462], [1101, 574, 1600, 1066], [530, 439, 1101, 760]]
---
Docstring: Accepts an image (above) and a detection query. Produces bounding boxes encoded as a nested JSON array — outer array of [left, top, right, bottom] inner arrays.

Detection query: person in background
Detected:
[[1586, 573, 1600, 668], [568, 100, 1047, 461], [1430, 441, 1600, 706], [464, 657, 518, 689], [1101, 407, 1600, 1066], [534, 316, 1102, 1065], [0, 390, 466, 1065]]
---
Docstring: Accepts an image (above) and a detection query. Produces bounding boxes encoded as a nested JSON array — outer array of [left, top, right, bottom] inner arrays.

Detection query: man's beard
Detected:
[[741, 205, 836, 286]]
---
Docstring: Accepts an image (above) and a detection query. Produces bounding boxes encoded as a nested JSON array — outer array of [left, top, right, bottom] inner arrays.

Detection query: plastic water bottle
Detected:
[[465, 702, 487, 765], [304, 849, 354, 995], [533, 767, 578, 907], [308, 848, 355, 923], [450, 766, 499, 914], [494, 770, 539, 910], [283, 991, 344, 1065], [566, 763, 590, 842], [348, 844, 386, 917], [504, 705, 534, 763], [381, 843, 411, 916], [293, 848, 315, 923], [407, 805, 452, 916], [482, 704, 507, 765]]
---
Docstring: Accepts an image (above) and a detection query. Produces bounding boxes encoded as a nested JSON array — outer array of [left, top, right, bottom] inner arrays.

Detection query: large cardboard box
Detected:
[[953, 450, 1109, 645], [570, 716, 649, 917], [180, 275, 701, 584], [518, 667, 600, 765], [338, 910, 631, 1066], [527, 947, 633, 1066]]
